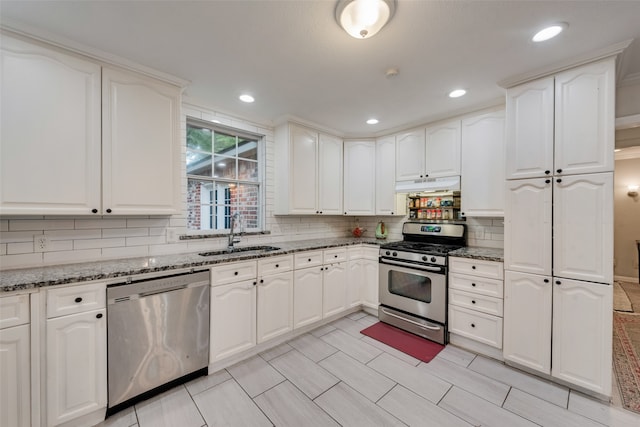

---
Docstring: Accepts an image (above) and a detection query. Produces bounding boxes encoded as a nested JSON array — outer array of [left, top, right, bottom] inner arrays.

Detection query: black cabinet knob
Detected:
[[471, 300, 476, 304], [234, 271, 238, 276], [471, 283, 476, 287], [253, 281, 257, 286], [556, 179, 562, 183], [344, 212, 347, 215], [316, 211, 319, 214], [391, 212, 394, 215], [74, 297, 82, 303], [308, 258, 312, 262], [260, 279, 264, 283], [544, 279, 549, 283], [334, 255, 338, 258], [545, 179, 551, 184], [320, 211, 323, 214], [275, 264, 279, 268], [557, 169, 562, 174], [472, 266, 476, 270], [555, 280, 561, 285], [106, 208, 112, 213], [545, 170, 550, 175], [96, 313, 103, 319], [420, 174, 424, 178], [471, 323, 476, 328], [91, 208, 98, 214]]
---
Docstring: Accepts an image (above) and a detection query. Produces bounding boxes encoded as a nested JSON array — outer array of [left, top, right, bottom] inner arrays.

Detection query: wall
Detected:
[[614, 157, 640, 281], [0, 100, 503, 270]]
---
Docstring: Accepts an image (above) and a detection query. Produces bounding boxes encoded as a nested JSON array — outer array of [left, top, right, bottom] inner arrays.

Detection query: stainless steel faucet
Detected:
[[227, 213, 241, 251]]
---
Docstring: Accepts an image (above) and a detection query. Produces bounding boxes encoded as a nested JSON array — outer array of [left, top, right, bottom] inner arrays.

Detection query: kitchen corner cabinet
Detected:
[[0, 34, 182, 216], [0, 294, 31, 427], [505, 59, 614, 179], [343, 140, 376, 215], [274, 123, 343, 215], [46, 282, 107, 426], [460, 110, 505, 217]]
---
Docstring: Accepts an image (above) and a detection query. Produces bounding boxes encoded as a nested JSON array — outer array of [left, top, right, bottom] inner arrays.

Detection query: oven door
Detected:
[[378, 259, 446, 324]]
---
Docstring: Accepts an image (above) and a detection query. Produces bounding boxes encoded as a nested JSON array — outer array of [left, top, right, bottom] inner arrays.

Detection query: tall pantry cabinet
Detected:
[[503, 58, 615, 396]]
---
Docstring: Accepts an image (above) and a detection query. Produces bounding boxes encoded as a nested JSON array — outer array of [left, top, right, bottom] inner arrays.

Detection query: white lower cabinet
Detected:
[[257, 271, 294, 343], [46, 308, 107, 426], [323, 262, 347, 318], [346, 259, 363, 309], [293, 267, 324, 329], [210, 279, 257, 362], [552, 278, 612, 395], [0, 323, 30, 427]]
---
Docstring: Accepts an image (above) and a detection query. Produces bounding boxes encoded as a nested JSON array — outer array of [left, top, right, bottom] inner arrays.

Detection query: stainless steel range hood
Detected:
[[395, 176, 460, 193]]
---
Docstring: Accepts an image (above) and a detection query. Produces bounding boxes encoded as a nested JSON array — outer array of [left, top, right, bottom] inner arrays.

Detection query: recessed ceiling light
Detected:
[[239, 94, 255, 103], [449, 89, 466, 98], [367, 118, 379, 125], [532, 23, 567, 42]]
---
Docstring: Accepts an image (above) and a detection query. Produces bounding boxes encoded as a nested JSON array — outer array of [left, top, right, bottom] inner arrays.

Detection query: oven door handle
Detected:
[[380, 308, 442, 331], [379, 258, 445, 273]]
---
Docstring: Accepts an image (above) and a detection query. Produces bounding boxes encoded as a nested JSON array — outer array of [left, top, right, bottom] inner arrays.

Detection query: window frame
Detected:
[[185, 117, 265, 235]]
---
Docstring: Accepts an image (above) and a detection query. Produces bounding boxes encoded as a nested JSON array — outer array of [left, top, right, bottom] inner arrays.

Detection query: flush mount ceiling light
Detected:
[[366, 118, 379, 124], [239, 94, 255, 103], [532, 23, 568, 42], [448, 89, 466, 98], [336, 0, 397, 39]]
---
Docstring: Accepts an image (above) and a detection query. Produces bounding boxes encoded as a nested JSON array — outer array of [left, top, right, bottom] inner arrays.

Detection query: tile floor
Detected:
[[97, 311, 640, 427]]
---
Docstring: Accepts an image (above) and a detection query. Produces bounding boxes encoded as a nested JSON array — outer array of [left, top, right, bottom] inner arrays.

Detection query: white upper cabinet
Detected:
[[0, 35, 183, 216], [461, 110, 505, 217], [275, 123, 343, 215], [504, 178, 552, 275], [505, 77, 555, 180], [343, 140, 376, 215], [425, 120, 461, 177], [553, 173, 613, 284], [395, 128, 426, 181], [0, 35, 102, 215], [554, 59, 615, 176], [102, 66, 182, 215], [375, 136, 399, 215]]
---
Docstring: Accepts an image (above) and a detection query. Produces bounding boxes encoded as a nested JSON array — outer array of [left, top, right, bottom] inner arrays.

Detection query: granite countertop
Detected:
[[0, 237, 385, 293], [448, 247, 504, 262]]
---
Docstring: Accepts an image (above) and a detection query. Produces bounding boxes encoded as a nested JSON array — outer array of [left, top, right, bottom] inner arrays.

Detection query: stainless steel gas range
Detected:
[[378, 222, 467, 344]]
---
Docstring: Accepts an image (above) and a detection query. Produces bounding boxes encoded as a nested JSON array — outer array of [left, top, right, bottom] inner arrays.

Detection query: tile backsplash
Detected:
[[0, 101, 503, 270]]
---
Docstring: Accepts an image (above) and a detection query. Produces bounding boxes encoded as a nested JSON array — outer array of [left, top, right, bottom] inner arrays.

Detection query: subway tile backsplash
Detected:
[[0, 102, 503, 270]]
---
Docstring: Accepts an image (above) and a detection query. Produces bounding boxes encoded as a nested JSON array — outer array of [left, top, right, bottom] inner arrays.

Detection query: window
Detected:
[[186, 119, 262, 232]]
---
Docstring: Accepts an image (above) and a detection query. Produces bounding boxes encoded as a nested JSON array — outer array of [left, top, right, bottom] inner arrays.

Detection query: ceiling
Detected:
[[2, 0, 640, 137]]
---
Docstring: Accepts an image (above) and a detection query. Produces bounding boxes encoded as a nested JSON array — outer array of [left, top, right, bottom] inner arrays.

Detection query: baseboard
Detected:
[[615, 275, 639, 284]]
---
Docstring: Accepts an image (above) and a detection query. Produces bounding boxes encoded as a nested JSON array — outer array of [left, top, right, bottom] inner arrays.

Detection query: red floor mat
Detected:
[[361, 322, 445, 363]]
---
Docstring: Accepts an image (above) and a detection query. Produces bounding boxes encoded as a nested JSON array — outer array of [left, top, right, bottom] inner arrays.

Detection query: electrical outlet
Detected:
[[167, 228, 178, 243], [34, 234, 49, 252]]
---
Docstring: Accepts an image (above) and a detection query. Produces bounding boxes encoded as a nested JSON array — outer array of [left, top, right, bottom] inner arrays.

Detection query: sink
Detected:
[[198, 246, 281, 257]]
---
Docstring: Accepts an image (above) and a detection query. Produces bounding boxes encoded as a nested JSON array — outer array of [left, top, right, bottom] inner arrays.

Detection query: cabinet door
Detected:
[[503, 271, 552, 374], [47, 308, 107, 426], [0, 35, 101, 215], [504, 178, 552, 275], [257, 271, 293, 343], [210, 281, 256, 362], [288, 124, 318, 214], [361, 259, 379, 309], [0, 324, 30, 427], [318, 133, 343, 215], [552, 278, 612, 396], [554, 59, 615, 176], [343, 141, 376, 215], [293, 267, 323, 329], [375, 136, 397, 215], [102, 66, 182, 215], [461, 110, 505, 217], [347, 259, 363, 308], [553, 173, 613, 284], [395, 129, 426, 181], [323, 263, 347, 318], [505, 77, 555, 180], [425, 120, 461, 177]]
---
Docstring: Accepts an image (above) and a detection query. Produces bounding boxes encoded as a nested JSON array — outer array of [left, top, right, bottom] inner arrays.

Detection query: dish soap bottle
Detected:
[[375, 221, 388, 239]]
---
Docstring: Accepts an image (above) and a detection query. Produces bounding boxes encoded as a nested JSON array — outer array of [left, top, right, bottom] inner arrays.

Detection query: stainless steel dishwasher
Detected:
[[106, 270, 210, 412]]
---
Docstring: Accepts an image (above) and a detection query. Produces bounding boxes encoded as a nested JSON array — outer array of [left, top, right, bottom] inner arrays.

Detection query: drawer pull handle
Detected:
[[471, 283, 476, 287], [96, 313, 103, 319], [260, 279, 264, 284], [253, 281, 257, 286], [334, 255, 338, 258], [544, 279, 549, 283], [75, 297, 83, 303], [234, 272, 238, 276], [275, 264, 279, 268], [472, 266, 476, 270], [471, 323, 476, 328], [555, 280, 561, 285], [471, 300, 476, 304]]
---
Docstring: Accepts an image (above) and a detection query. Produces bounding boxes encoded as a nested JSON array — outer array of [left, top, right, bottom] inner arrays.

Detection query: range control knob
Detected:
[[430, 257, 436, 262], [422, 256, 428, 261], [392, 252, 398, 257], [385, 251, 391, 256]]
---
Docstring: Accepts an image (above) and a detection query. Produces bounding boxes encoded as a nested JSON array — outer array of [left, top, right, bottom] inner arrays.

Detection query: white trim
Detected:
[[615, 275, 639, 284], [498, 39, 633, 89], [618, 72, 640, 88]]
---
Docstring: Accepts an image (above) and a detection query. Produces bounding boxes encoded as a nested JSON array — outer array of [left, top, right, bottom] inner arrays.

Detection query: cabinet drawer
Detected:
[[211, 261, 257, 286], [258, 255, 293, 276], [449, 272, 504, 298], [294, 251, 323, 269], [47, 282, 106, 318], [449, 289, 503, 317], [449, 305, 503, 349], [0, 294, 30, 329], [324, 248, 347, 264], [449, 257, 504, 280]]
